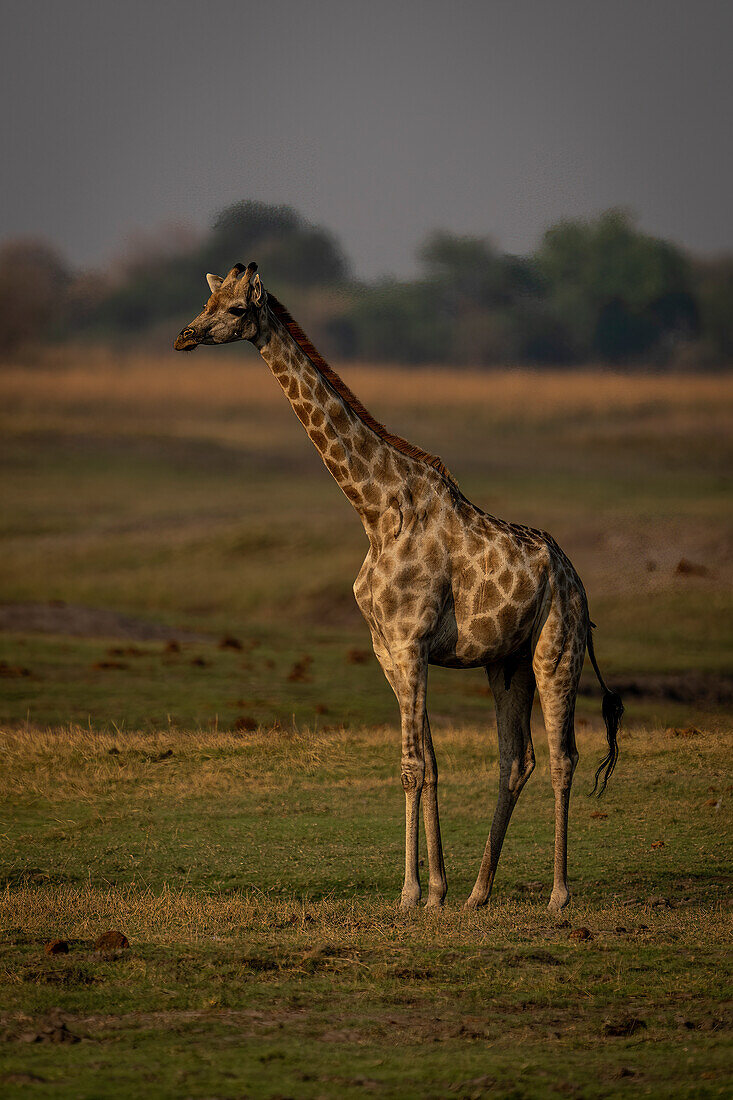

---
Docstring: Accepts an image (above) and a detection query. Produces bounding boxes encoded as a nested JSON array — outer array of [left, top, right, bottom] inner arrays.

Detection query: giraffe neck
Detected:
[[256, 311, 413, 534]]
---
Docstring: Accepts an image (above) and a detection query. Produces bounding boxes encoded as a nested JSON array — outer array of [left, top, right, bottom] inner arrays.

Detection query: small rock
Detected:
[[0, 661, 31, 678], [47, 1024, 80, 1044], [233, 715, 258, 732], [19, 1023, 79, 1044], [674, 558, 709, 577], [287, 655, 313, 682], [647, 895, 672, 908], [149, 749, 173, 762], [568, 927, 593, 941], [108, 645, 143, 657], [44, 940, 69, 956], [94, 930, 129, 951], [603, 1014, 646, 1037], [219, 635, 243, 650], [674, 1015, 695, 1029]]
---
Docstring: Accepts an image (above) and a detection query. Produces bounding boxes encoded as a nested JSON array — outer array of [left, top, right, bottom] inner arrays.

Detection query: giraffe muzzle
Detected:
[[174, 327, 199, 352]]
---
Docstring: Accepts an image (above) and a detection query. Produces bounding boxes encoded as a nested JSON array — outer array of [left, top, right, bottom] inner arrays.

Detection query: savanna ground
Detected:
[[0, 349, 731, 1097]]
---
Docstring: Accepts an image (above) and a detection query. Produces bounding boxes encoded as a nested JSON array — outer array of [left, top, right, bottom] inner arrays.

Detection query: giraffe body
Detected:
[[175, 262, 622, 911]]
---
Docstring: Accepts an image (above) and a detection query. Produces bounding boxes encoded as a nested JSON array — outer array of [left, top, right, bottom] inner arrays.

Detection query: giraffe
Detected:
[[174, 261, 623, 912]]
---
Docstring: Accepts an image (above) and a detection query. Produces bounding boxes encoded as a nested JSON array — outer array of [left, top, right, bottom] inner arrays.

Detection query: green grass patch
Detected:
[[0, 724, 731, 1098]]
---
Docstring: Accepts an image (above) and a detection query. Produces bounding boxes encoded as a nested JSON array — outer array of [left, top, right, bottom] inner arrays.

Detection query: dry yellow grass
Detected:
[[2, 881, 725, 949], [3, 346, 732, 424]]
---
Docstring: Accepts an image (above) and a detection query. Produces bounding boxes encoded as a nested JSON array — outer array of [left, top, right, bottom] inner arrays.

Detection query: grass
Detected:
[[0, 723, 731, 1098], [1, 348, 732, 731], [0, 349, 731, 1095]]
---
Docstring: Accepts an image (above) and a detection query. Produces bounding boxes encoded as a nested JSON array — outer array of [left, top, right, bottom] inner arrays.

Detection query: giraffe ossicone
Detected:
[[174, 262, 623, 911]]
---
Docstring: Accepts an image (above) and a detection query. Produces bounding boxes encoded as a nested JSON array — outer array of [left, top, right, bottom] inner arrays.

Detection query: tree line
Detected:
[[2, 200, 732, 367]]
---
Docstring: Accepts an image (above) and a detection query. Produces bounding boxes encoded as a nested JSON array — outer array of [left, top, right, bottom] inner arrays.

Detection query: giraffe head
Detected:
[[173, 261, 268, 351]]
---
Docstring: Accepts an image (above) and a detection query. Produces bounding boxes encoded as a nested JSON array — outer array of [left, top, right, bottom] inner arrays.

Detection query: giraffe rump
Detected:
[[267, 294, 459, 489]]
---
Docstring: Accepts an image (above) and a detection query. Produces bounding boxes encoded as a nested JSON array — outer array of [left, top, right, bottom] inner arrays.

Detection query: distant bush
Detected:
[[694, 257, 733, 363], [2, 201, 730, 369], [206, 200, 349, 286], [0, 240, 71, 357], [535, 209, 698, 363]]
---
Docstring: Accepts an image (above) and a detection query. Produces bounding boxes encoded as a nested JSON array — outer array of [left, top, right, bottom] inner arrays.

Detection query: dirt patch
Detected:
[[602, 1014, 647, 1037], [579, 670, 733, 708], [0, 602, 209, 642]]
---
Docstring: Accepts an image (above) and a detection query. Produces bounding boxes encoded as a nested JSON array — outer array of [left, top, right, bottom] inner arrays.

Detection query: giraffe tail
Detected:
[[586, 624, 624, 796]]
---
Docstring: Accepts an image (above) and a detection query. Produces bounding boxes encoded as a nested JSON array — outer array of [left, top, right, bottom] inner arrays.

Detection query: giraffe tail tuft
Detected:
[[586, 624, 624, 796]]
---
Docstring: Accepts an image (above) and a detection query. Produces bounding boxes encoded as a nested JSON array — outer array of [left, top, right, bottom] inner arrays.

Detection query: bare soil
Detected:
[[579, 670, 733, 707], [0, 602, 208, 642]]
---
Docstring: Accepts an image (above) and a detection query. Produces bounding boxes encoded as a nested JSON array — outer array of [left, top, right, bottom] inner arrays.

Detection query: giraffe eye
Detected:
[[228, 306, 246, 317]]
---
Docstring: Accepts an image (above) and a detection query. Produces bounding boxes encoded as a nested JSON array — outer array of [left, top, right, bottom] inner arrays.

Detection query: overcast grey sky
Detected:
[[2, 0, 731, 279]]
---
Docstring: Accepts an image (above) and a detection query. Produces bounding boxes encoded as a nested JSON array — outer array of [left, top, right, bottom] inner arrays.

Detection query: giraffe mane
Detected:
[[266, 293, 458, 488]]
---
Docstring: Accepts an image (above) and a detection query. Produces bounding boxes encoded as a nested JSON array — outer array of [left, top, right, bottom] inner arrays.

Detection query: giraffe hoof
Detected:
[[548, 888, 571, 912], [425, 893, 446, 910], [399, 888, 421, 911], [463, 894, 488, 911]]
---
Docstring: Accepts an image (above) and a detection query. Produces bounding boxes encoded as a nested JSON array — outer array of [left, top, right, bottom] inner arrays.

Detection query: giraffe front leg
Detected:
[[422, 714, 447, 908], [390, 645, 428, 911]]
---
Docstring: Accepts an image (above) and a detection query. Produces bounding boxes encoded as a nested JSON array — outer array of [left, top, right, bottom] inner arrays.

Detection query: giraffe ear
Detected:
[[206, 273, 223, 293], [250, 272, 266, 306]]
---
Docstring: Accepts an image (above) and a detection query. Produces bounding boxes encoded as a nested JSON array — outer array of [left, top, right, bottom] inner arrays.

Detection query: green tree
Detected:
[[695, 256, 733, 362], [535, 209, 697, 362], [415, 231, 547, 364], [87, 201, 351, 337], [348, 281, 451, 364], [206, 201, 349, 286], [420, 231, 539, 305]]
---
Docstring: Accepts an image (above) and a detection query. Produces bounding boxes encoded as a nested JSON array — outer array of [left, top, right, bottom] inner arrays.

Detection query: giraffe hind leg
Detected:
[[465, 652, 536, 909], [533, 613, 584, 912]]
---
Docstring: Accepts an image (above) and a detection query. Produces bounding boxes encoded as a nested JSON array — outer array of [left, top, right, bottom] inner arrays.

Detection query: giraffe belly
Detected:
[[429, 588, 537, 668]]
